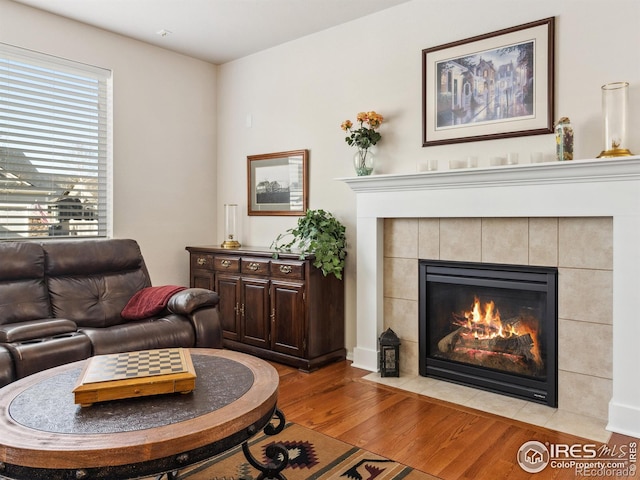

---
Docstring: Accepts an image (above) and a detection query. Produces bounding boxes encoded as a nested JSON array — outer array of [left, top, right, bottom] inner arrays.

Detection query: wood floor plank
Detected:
[[275, 360, 639, 480], [339, 397, 437, 451]]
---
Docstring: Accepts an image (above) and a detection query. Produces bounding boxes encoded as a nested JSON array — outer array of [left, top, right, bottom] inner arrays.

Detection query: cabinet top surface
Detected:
[[186, 245, 314, 260]]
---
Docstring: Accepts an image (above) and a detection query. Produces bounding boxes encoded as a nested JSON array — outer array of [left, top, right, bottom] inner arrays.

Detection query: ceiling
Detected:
[[10, 0, 409, 64]]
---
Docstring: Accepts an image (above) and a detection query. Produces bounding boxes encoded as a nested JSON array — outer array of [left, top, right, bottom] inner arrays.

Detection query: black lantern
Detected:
[[378, 328, 401, 377]]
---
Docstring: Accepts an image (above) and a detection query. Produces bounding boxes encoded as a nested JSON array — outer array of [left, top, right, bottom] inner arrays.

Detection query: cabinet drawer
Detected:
[[241, 258, 270, 275], [271, 260, 305, 280], [191, 253, 214, 270], [214, 256, 240, 272]]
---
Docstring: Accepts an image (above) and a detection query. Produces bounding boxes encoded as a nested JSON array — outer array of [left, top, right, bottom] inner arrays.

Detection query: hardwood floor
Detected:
[[274, 360, 639, 480]]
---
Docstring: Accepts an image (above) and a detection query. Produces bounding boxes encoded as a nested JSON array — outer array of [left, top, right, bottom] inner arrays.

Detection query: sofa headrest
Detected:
[[0, 242, 45, 281], [43, 239, 145, 276], [0, 242, 50, 325]]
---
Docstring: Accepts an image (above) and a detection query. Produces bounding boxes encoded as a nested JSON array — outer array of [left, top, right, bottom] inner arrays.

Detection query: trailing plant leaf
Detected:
[[271, 209, 346, 279]]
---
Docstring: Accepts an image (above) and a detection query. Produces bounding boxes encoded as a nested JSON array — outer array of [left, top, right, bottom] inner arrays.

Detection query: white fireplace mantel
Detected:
[[341, 156, 640, 438]]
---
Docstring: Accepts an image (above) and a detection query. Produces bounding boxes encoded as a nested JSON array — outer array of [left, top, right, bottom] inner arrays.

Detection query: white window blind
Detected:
[[0, 43, 111, 239]]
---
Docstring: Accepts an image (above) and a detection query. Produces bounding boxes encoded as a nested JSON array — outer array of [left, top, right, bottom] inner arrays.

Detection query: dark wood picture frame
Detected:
[[422, 17, 555, 147], [247, 149, 308, 216]]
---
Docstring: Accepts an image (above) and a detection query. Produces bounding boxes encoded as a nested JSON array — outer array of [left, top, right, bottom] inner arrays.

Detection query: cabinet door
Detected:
[[215, 274, 241, 340], [191, 269, 214, 290], [270, 280, 305, 357], [241, 277, 270, 348]]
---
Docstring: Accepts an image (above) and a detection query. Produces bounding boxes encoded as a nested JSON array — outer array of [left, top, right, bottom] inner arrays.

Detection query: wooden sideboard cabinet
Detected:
[[186, 245, 345, 371]]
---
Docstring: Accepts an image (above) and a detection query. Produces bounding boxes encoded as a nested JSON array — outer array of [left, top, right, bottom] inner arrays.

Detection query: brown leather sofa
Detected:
[[0, 239, 222, 388]]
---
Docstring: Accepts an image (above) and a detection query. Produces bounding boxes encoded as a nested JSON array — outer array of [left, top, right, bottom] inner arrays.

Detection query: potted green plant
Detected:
[[271, 209, 347, 279]]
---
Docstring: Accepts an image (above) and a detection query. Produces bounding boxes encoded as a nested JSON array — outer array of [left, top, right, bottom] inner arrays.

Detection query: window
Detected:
[[0, 43, 111, 239]]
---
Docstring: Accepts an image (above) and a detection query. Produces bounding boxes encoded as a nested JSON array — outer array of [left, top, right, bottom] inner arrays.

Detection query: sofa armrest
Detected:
[[0, 319, 77, 343], [167, 288, 222, 348], [0, 345, 14, 388], [189, 307, 223, 348], [167, 288, 219, 316]]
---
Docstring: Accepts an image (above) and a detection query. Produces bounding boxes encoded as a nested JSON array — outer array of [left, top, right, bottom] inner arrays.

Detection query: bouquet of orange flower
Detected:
[[340, 111, 384, 150], [341, 111, 384, 175]]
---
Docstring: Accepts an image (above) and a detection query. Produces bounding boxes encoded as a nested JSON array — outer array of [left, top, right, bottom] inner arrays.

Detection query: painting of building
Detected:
[[436, 40, 534, 129]]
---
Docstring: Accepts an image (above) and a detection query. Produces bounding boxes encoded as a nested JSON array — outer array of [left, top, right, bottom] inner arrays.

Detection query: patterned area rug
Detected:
[[166, 423, 439, 480]]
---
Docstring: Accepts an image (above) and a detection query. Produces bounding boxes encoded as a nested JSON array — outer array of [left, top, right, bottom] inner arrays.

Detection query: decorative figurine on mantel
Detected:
[[555, 117, 574, 161]]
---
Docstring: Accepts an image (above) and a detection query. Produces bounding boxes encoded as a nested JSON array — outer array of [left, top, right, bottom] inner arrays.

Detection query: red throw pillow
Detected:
[[121, 285, 187, 320]]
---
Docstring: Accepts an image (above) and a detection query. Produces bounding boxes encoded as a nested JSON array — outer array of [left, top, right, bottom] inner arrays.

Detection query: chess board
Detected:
[[73, 348, 197, 407]]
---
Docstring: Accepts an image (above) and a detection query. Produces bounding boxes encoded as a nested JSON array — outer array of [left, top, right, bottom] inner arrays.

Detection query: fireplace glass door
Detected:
[[419, 260, 558, 407]]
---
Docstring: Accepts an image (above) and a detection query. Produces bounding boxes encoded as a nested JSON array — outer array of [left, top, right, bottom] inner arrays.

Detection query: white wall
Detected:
[[2, 0, 638, 357], [0, 0, 218, 286], [216, 0, 640, 356]]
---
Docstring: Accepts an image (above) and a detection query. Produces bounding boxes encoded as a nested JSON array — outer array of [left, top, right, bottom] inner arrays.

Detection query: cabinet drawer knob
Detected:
[[279, 265, 292, 274], [221, 259, 232, 268], [196, 257, 207, 266], [248, 262, 260, 271]]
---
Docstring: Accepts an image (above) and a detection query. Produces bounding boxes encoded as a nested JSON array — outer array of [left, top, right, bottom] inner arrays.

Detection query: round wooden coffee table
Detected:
[[0, 348, 285, 480]]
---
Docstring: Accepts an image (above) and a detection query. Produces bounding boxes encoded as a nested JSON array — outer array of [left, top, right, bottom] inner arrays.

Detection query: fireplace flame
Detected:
[[467, 297, 500, 337], [456, 296, 542, 365]]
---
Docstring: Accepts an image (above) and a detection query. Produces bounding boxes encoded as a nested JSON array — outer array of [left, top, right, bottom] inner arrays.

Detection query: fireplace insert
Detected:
[[419, 260, 558, 407]]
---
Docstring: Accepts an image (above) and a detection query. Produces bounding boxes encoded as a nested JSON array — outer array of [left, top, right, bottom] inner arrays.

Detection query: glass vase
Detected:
[[598, 82, 633, 158], [353, 148, 374, 176]]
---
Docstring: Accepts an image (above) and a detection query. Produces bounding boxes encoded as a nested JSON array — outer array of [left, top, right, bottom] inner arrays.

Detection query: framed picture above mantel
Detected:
[[422, 17, 555, 147], [247, 149, 308, 216]]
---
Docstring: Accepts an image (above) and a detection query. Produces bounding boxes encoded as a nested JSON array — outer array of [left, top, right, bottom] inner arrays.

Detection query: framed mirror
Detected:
[[247, 149, 308, 216]]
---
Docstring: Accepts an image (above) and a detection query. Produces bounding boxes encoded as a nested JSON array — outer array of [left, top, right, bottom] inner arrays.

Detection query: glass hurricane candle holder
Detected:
[[598, 82, 633, 158], [221, 203, 241, 249]]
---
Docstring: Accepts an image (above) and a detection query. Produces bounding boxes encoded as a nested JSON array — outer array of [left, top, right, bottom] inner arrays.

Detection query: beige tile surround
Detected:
[[376, 217, 613, 442]]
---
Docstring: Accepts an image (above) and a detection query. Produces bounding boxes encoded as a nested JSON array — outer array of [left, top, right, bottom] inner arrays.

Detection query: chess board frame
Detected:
[[73, 348, 197, 407]]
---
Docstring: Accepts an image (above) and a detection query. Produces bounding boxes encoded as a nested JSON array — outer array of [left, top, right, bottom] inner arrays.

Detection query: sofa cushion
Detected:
[[0, 242, 50, 325], [43, 239, 151, 328], [47, 272, 150, 328], [79, 316, 196, 355]]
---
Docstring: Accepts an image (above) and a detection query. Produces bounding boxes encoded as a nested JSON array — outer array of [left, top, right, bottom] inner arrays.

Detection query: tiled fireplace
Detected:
[[384, 217, 608, 426], [341, 157, 640, 439]]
